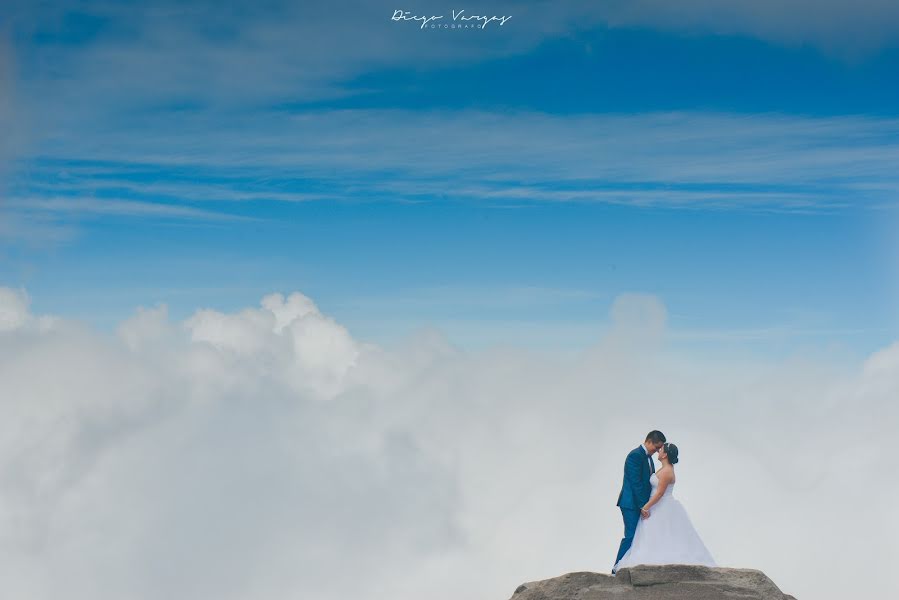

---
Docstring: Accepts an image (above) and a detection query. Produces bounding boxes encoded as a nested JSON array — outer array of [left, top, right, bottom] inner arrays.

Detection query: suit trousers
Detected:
[[615, 507, 641, 567]]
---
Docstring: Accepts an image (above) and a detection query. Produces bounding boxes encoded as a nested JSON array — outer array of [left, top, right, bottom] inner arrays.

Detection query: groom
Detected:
[[613, 430, 666, 572]]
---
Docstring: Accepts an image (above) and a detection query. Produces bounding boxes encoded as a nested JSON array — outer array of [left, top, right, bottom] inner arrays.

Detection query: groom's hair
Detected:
[[645, 430, 666, 444]]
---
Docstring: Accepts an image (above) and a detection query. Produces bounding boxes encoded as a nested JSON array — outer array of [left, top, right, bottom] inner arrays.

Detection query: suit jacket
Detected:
[[616, 445, 655, 510]]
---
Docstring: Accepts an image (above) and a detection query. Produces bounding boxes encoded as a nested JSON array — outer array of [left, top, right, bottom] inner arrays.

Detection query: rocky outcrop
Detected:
[[509, 565, 796, 600]]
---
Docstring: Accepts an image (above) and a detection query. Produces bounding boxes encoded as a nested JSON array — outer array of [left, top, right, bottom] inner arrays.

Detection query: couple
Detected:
[[612, 430, 716, 574]]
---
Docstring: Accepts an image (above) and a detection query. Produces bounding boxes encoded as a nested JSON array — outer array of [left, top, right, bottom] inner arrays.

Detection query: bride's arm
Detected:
[[642, 471, 673, 513]]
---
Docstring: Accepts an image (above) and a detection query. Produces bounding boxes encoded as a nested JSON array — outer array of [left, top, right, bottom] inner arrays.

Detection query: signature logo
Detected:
[[391, 9, 512, 29]]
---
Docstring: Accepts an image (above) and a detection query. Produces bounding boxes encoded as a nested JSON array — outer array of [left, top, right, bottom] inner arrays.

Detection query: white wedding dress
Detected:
[[614, 473, 716, 570]]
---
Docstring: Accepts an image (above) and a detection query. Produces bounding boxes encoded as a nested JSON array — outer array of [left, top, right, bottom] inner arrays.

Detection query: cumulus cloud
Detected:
[[0, 286, 895, 600], [0, 287, 30, 330], [183, 292, 360, 399], [0, 287, 57, 331]]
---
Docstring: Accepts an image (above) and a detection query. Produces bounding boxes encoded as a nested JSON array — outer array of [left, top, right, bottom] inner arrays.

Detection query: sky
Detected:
[[0, 2, 898, 600]]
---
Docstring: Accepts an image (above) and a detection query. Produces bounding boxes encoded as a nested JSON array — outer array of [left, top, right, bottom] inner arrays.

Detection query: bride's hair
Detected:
[[664, 443, 679, 464]]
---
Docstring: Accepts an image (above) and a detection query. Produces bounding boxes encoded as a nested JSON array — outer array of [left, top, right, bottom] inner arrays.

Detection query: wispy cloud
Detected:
[[4, 1, 898, 241], [6, 196, 253, 220], [588, 0, 899, 57], [670, 325, 884, 342], [338, 284, 608, 314], [6, 0, 580, 115], [11, 110, 899, 218]]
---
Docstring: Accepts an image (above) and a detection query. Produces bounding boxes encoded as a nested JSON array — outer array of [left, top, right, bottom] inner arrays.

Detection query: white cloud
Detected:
[[0, 286, 895, 600], [0, 287, 30, 331], [0, 287, 57, 331], [5, 0, 581, 118], [13, 110, 899, 219], [608, 292, 667, 338], [4, 2, 898, 245], [588, 0, 899, 56], [182, 292, 360, 399], [4, 0, 898, 245], [7, 0, 897, 120], [4, 196, 249, 221]]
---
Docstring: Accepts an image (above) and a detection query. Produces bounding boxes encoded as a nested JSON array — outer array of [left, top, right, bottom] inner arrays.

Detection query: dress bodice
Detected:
[[650, 473, 674, 497]]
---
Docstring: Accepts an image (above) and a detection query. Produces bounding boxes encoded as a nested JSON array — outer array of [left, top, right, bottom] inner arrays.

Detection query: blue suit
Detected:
[[614, 445, 655, 567]]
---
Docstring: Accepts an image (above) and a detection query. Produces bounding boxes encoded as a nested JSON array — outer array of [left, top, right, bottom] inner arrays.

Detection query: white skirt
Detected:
[[614, 493, 717, 570]]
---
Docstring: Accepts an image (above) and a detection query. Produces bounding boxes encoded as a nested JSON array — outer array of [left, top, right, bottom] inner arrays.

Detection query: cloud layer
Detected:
[[0, 286, 895, 600]]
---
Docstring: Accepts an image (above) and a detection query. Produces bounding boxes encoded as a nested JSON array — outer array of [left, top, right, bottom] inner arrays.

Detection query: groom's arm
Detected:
[[623, 450, 643, 500]]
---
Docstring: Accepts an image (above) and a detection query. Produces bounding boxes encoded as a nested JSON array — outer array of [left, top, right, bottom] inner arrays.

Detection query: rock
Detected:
[[508, 565, 795, 600]]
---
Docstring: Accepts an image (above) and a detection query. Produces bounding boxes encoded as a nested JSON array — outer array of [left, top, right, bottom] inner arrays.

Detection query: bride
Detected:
[[613, 443, 716, 571]]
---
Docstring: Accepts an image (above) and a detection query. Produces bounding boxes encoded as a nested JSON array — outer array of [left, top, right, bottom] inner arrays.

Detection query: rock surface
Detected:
[[509, 565, 797, 600]]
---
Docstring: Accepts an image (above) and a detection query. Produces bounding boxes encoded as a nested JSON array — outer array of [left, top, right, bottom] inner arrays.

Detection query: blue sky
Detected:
[[2, 0, 898, 356]]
